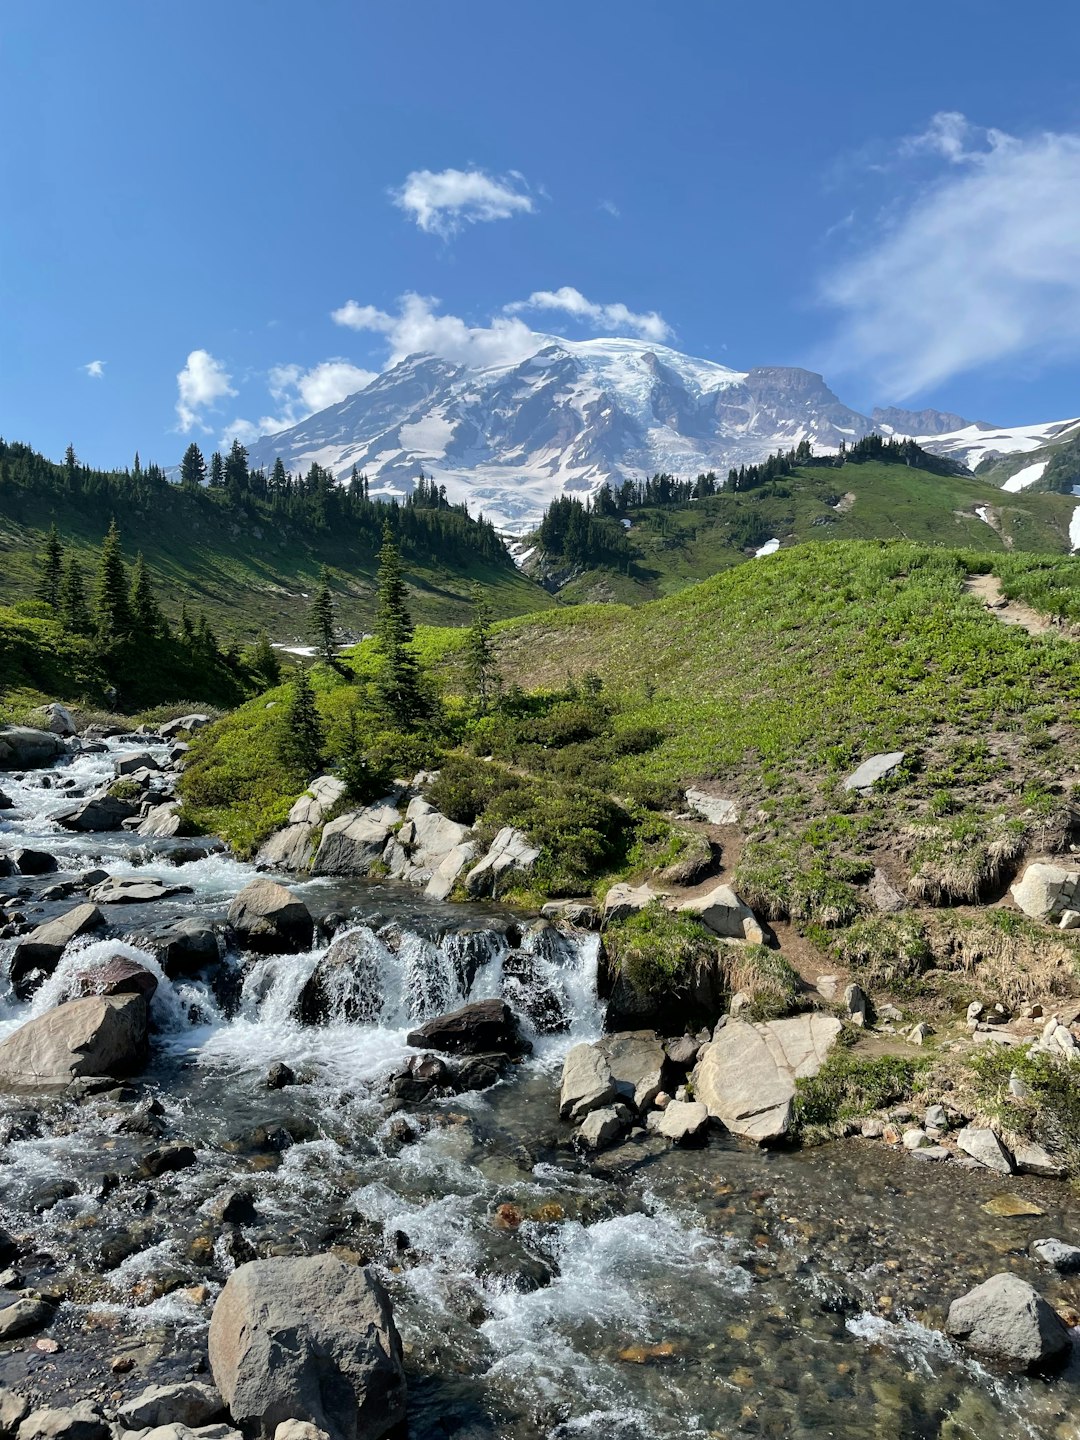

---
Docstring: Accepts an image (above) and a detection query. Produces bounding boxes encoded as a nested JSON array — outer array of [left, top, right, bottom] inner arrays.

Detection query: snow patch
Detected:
[[1001, 460, 1047, 493], [754, 538, 780, 557]]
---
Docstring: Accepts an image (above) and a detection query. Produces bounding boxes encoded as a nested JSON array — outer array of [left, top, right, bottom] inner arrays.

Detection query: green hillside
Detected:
[[530, 453, 1076, 605]]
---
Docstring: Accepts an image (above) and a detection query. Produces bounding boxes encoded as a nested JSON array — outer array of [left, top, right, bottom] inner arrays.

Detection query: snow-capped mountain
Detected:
[[244, 336, 954, 532]]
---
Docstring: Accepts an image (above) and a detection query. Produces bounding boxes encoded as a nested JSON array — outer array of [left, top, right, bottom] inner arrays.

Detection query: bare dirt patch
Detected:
[[964, 573, 1063, 639]]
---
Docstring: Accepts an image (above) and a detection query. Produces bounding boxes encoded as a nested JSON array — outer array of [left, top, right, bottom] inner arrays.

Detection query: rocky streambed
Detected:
[[0, 726, 1079, 1439]]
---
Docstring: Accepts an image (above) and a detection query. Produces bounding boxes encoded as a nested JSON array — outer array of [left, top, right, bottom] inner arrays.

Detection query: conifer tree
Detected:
[[278, 665, 324, 783], [374, 524, 425, 725], [244, 631, 281, 688], [180, 442, 206, 493], [463, 583, 498, 712], [35, 524, 65, 609], [58, 554, 91, 634], [95, 518, 131, 640], [130, 553, 165, 637], [310, 567, 336, 663], [209, 451, 224, 488]]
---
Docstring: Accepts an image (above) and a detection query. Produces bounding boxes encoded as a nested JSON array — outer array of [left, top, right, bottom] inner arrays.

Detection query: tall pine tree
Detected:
[[180, 442, 206, 493], [59, 554, 91, 634], [374, 524, 425, 725], [310, 567, 336, 663], [130, 554, 165, 637], [278, 665, 324, 783], [35, 524, 65, 609], [95, 519, 131, 641], [463, 583, 498, 712]]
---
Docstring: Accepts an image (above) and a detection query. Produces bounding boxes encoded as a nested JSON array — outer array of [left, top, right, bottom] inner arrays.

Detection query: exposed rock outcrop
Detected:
[[1011, 861, 1080, 924], [676, 884, 764, 943], [312, 799, 402, 876], [0, 727, 68, 770], [463, 827, 541, 897], [0, 995, 149, 1088]]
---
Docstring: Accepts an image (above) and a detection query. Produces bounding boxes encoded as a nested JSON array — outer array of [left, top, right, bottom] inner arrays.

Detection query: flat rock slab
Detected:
[[842, 751, 905, 792], [649, 1099, 709, 1144], [89, 878, 192, 905], [692, 1014, 842, 1143], [602, 883, 658, 922], [684, 789, 739, 825]]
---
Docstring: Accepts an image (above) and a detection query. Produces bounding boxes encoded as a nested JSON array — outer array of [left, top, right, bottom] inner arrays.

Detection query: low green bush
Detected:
[[793, 1052, 929, 1132]]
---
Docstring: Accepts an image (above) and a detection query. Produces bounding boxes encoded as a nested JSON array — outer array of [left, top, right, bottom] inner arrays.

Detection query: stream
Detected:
[[2, 736, 1080, 1439]]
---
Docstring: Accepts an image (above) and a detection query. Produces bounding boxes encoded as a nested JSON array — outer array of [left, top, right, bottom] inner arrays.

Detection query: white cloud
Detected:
[[820, 113, 1080, 397], [332, 292, 540, 369], [506, 285, 673, 343], [392, 167, 534, 237], [598, 199, 621, 219], [222, 359, 378, 448], [176, 349, 236, 432], [82, 359, 106, 379]]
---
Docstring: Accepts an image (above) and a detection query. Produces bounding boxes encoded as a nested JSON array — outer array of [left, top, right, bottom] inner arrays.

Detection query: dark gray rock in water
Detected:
[[0, 727, 67, 771], [406, 999, 531, 1058], [140, 1144, 198, 1177], [227, 880, 314, 954], [52, 796, 138, 832], [0, 1295, 55, 1340], [12, 849, 57, 876], [946, 1272, 1072, 1371], [147, 919, 221, 977], [208, 1253, 406, 1440], [266, 1061, 296, 1090], [10, 904, 106, 998], [72, 954, 158, 1002], [1030, 1238, 1080, 1274]]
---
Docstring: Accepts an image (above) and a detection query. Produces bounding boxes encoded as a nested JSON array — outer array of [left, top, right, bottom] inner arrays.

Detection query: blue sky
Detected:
[[4, 0, 1080, 469]]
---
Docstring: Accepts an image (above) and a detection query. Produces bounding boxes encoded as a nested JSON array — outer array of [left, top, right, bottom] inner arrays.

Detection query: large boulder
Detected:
[[116, 1383, 223, 1431], [388, 798, 471, 886], [312, 800, 402, 876], [256, 824, 317, 872], [0, 726, 67, 770], [463, 827, 541, 897], [955, 1126, 1014, 1174], [559, 1043, 617, 1123], [29, 704, 77, 738], [0, 994, 148, 1088], [946, 1273, 1072, 1371], [406, 999, 531, 1058], [12, 848, 57, 875], [52, 796, 138, 832], [208, 1254, 406, 1440], [647, 1099, 710, 1144], [115, 752, 161, 777], [1011, 862, 1080, 924], [602, 883, 658, 923], [145, 919, 220, 977], [597, 1030, 667, 1111], [160, 714, 211, 740], [683, 789, 739, 825], [227, 880, 313, 954], [287, 775, 347, 827], [71, 954, 158, 1002], [296, 930, 384, 1027], [692, 1013, 842, 1143], [138, 803, 192, 839], [676, 884, 764, 944], [17, 1404, 109, 1440], [424, 842, 477, 902], [10, 903, 106, 998]]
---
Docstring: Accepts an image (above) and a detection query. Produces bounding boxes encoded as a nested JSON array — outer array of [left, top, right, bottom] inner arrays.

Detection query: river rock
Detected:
[[956, 1126, 1014, 1174], [393, 798, 471, 880], [227, 880, 313, 954], [312, 799, 402, 876], [423, 842, 477, 902], [0, 727, 67, 770], [463, 827, 541, 897], [692, 1014, 842, 1142], [946, 1273, 1071, 1371], [648, 1098, 709, 1144], [117, 1385, 223, 1431], [115, 752, 161, 777], [0, 1296, 55, 1340], [208, 1254, 406, 1440], [256, 825, 316, 872], [1011, 861, 1080, 924], [842, 751, 905, 792], [72, 955, 158, 1002], [17, 1405, 108, 1440], [296, 930, 382, 1026], [577, 1106, 626, 1150], [602, 883, 658, 922], [559, 1044, 617, 1122], [12, 848, 57, 875], [0, 995, 148, 1087], [1013, 1141, 1066, 1179], [10, 903, 106, 997], [138, 803, 191, 839], [1031, 1238, 1080, 1274], [0, 1391, 30, 1433], [148, 919, 220, 977], [52, 796, 138, 832], [405, 999, 530, 1058], [677, 884, 764, 944], [28, 704, 77, 738], [89, 877, 190, 905], [597, 1030, 667, 1111], [160, 714, 211, 740]]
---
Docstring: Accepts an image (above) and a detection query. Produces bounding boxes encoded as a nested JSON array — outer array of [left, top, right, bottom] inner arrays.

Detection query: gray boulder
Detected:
[[647, 1098, 709, 1144], [10, 903, 106, 997], [559, 1043, 617, 1123], [946, 1273, 1071, 1371], [0, 1390, 30, 1434], [1031, 1238, 1080, 1274], [405, 999, 530, 1058], [29, 705, 77, 738], [117, 1384, 223, 1431], [17, 1405, 108, 1440], [463, 826, 541, 897], [0, 995, 148, 1088], [692, 1013, 842, 1142], [208, 1254, 406, 1440], [147, 919, 220, 977], [597, 1030, 667, 1111], [160, 714, 211, 739], [256, 824, 316, 872], [843, 982, 868, 1026], [677, 884, 764, 944], [12, 848, 57, 875], [1013, 1141, 1066, 1179], [0, 1296, 55, 1340], [602, 882, 658, 923], [227, 880, 313, 954], [868, 868, 907, 913], [1011, 862, 1080, 924], [89, 877, 189, 905], [137, 803, 191, 839], [115, 752, 161, 777], [683, 789, 739, 825], [53, 796, 138, 831], [312, 799, 402, 876], [286, 775, 347, 827], [0, 727, 67, 770], [956, 1125, 1014, 1174], [576, 1106, 627, 1151], [842, 751, 905, 792], [423, 842, 477, 902]]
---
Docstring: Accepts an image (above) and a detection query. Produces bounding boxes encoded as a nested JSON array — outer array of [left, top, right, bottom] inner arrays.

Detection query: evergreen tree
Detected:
[[95, 518, 131, 640], [278, 665, 324, 783], [338, 705, 374, 800], [209, 451, 224, 488], [244, 631, 281, 688], [224, 439, 249, 504], [130, 553, 165, 636], [373, 524, 425, 724], [180, 442, 207, 493], [463, 583, 498, 712], [310, 567, 336, 663], [35, 523, 64, 608], [58, 554, 91, 634]]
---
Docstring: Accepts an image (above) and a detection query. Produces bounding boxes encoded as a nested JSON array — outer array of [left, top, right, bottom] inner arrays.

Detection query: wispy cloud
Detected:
[[392, 167, 535, 237], [176, 349, 236, 433], [82, 359, 106, 379], [819, 112, 1080, 397], [332, 293, 539, 368], [506, 285, 672, 343], [598, 199, 621, 219], [222, 359, 378, 447]]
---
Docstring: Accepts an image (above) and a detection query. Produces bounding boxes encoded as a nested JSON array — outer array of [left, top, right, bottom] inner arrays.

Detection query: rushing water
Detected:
[[2, 737, 1080, 1439]]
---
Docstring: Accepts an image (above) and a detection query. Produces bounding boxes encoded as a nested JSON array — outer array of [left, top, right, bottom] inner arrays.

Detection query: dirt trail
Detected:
[[964, 573, 1070, 639]]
